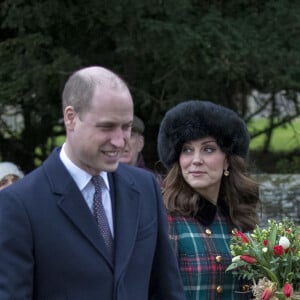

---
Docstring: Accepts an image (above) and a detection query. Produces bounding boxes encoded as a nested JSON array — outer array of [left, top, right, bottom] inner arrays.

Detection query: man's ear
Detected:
[[64, 106, 76, 131], [137, 135, 145, 152]]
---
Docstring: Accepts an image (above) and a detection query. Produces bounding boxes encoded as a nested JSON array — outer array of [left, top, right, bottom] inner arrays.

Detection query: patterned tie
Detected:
[[91, 175, 114, 257]]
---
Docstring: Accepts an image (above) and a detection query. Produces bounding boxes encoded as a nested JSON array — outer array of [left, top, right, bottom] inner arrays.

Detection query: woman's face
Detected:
[[179, 137, 228, 204]]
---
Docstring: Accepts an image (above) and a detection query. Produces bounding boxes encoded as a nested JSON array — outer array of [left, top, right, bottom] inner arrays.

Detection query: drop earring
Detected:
[[224, 169, 230, 176]]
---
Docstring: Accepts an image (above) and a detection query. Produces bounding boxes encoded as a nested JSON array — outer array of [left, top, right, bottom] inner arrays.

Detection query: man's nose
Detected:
[[111, 128, 128, 148]]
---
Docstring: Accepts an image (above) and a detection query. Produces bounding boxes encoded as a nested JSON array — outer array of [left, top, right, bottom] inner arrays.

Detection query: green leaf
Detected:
[[268, 222, 277, 250]]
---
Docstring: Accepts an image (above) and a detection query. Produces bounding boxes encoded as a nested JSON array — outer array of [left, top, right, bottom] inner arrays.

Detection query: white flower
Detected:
[[232, 255, 241, 262], [279, 236, 290, 249], [262, 247, 268, 253]]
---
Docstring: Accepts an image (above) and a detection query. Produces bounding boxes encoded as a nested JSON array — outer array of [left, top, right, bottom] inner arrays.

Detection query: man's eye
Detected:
[[123, 125, 131, 131], [97, 125, 112, 129]]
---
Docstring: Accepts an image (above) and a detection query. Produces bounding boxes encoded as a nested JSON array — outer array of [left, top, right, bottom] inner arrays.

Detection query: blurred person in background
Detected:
[[0, 161, 24, 191], [120, 115, 145, 168]]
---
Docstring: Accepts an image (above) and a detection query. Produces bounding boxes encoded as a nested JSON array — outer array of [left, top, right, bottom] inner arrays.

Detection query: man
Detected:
[[119, 115, 145, 167], [0, 66, 185, 299]]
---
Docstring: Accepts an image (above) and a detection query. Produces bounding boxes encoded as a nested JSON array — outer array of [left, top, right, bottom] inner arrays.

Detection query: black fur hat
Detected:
[[157, 100, 250, 169]]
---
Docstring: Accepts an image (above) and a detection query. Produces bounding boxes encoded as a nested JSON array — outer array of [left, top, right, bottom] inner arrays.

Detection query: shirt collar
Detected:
[[59, 143, 110, 191]]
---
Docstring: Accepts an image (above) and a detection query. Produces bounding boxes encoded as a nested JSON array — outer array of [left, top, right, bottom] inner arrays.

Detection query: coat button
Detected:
[[205, 228, 212, 236], [216, 285, 223, 293], [232, 228, 238, 234], [215, 255, 222, 263], [242, 285, 250, 292]]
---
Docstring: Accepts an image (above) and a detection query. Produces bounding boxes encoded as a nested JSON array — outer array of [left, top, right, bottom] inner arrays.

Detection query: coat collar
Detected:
[[43, 148, 141, 276]]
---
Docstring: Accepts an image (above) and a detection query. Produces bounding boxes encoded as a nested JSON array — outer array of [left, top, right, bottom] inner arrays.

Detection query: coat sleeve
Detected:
[[148, 176, 185, 300], [0, 188, 34, 299]]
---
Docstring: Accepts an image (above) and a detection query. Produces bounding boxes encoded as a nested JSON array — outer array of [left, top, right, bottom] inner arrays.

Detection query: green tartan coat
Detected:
[[168, 207, 253, 300]]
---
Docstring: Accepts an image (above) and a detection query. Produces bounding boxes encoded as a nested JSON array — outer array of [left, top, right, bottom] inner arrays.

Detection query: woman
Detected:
[[157, 100, 260, 299]]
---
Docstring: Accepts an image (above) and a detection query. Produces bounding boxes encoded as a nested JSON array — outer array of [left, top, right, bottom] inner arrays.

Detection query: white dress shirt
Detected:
[[59, 144, 114, 237]]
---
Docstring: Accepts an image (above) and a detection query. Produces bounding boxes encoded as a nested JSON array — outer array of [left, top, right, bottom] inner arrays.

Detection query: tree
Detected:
[[0, 0, 300, 172]]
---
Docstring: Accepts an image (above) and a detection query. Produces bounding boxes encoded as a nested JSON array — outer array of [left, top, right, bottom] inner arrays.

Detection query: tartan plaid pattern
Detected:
[[168, 211, 244, 300]]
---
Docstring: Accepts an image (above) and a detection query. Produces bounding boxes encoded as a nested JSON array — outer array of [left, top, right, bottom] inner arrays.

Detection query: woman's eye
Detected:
[[182, 146, 193, 153], [204, 147, 215, 153]]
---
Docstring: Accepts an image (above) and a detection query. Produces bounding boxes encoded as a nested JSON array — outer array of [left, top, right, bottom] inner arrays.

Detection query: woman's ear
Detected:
[[224, 157, 229, 171]]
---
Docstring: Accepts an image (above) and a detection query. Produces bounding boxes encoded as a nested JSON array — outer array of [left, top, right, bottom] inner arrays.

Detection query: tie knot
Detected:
[[91, 175, 105, 193]]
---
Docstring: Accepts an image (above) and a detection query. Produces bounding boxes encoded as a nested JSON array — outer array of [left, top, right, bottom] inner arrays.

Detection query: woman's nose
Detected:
[[192, 153, 204, 164]]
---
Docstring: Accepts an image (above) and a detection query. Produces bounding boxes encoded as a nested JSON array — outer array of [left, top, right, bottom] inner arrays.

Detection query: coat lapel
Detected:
[[57, 182, 114, 267], [109, 169, 141, 280], [43, 149, 113, 268]]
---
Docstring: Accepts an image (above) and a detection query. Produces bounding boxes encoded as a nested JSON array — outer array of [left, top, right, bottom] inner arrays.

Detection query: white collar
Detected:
[[59, 143, 110, 191]]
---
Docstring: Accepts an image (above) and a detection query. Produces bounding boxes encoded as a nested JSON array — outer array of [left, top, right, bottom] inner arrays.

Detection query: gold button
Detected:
[[242, 285, 250, 292], [215, 255, 222, 263], [232, 228, 238, 234], [205, 228, 212, 236], [216, 285, 223, 293]]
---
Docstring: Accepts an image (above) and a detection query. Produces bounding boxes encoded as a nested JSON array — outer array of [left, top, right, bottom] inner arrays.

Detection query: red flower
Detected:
[[264, 240, 268, 246], [235, 231, 250, 243], [273, 245, 285, 256], [240, 255, 256, 264], [283, 283, 293, 297], [262, 287, 273, 300]]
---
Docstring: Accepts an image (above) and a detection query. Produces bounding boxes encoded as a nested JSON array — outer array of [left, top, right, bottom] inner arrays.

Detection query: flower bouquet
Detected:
[[226, 219, 300, 299]]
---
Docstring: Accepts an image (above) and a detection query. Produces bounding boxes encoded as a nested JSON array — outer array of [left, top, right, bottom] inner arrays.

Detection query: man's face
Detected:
[[64, 86, 134, 175], [119, 131, 144, 166]]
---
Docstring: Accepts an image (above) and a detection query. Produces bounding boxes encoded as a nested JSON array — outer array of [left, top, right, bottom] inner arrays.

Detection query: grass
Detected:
[[248, 118, 300, 152]]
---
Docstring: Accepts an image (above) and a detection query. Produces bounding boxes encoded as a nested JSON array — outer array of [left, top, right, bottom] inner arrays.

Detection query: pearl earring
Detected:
[[224, 170, 230, 176]]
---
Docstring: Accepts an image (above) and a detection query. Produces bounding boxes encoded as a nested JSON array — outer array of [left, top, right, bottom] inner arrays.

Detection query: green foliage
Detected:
[[0, 0, 300, 172]]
